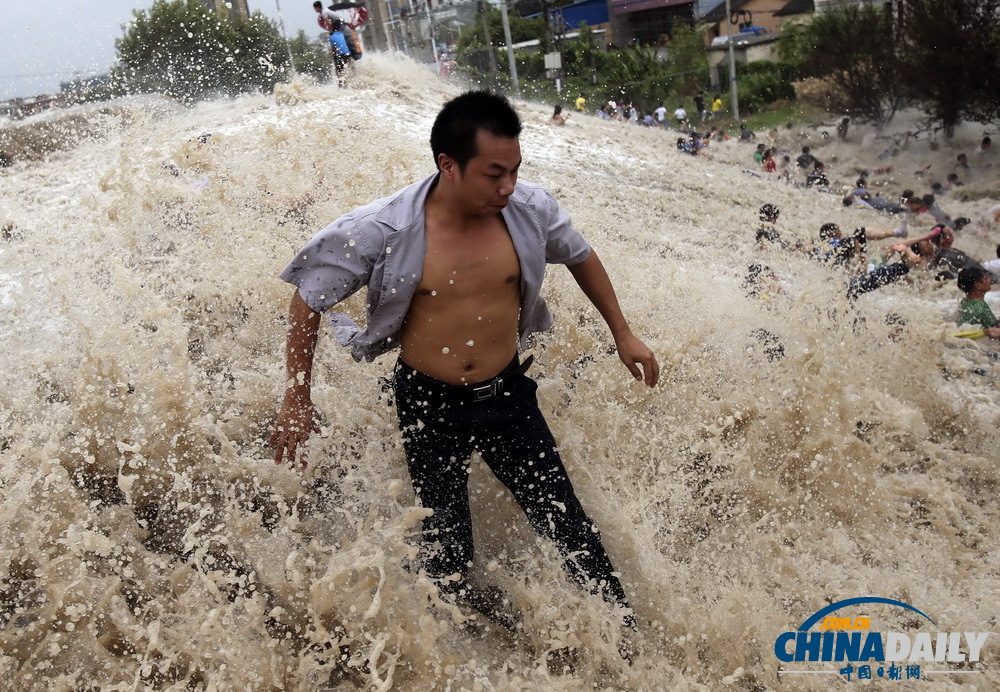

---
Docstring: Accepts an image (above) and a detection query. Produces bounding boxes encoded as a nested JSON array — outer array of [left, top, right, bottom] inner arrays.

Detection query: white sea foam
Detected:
[[1, 53, 998, 690]]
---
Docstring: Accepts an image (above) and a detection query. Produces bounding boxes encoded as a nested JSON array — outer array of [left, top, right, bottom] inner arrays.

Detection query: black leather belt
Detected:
[[395, 354, 534, 402]]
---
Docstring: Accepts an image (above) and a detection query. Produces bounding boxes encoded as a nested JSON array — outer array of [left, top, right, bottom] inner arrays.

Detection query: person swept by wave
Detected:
[[846, 242, 925, 299], [955, 267, 1000, 340], [269, 91, 658, 643], [755, 204, 801, 252], [926, 224, 990, 280], [862, 192, 925, 241], [326, 18, 353, 88], [842, 176, 905, 214]]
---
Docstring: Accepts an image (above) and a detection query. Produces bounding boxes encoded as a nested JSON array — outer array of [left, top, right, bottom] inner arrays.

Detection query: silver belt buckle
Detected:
[[472, 377, 502, 402]]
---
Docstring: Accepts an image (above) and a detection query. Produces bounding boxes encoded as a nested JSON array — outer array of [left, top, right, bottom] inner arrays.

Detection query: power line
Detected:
[[0, 70, 104, 79]]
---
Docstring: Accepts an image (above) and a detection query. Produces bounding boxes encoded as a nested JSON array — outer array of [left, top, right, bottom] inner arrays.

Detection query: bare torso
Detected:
[[399, 213, 521, 385]]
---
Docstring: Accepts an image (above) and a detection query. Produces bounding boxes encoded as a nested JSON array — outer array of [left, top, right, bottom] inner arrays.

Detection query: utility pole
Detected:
[[425, 0, 440, 71], [479, 1, 498, 72], [273, 0, 296, 74], [725, 0, 740, 122], [499, 0, 519, 96]]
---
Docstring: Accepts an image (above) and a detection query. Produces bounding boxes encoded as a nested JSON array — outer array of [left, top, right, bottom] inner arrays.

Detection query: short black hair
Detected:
[[819, 223, 839, 240], [313, 1, 322, 7], [957, 267, 989, 294], [430, 91, 522, 172]]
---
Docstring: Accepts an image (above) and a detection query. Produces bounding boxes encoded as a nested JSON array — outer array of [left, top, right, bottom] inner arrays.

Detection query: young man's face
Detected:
[[445, 130, 521, 217]]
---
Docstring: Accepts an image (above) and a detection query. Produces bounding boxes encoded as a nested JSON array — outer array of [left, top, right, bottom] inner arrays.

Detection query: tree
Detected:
[[114, 0, 291, 103], [288, 30, 333, 84], [783, 4, 904, 126], [456, 4, 545, 70], [665, 23, 709, 96], [898, 0, 1000, 136]]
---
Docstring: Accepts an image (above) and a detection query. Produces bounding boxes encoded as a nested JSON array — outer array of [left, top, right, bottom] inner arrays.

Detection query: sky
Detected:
[[1, 0, 725, 102], [0, 1, 324, 101]]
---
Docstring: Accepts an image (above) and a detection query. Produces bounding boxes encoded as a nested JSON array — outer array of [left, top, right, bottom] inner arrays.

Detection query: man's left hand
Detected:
[[615, 331, 659, 387]]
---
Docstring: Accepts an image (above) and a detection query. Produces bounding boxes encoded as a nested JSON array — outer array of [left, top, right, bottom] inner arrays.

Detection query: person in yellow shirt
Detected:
[[711, 94, 723, 119], [575, 93, 586, 112]]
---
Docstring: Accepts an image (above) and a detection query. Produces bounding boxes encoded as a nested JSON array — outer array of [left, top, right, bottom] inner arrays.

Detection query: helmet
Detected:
[[759, 204, 779, 222]]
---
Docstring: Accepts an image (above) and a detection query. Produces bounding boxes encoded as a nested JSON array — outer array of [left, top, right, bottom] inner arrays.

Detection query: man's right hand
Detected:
[[269, 390, 321, 468], [270, 291, 323, 468]]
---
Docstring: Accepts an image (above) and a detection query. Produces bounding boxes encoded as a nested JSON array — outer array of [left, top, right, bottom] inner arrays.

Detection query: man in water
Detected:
[[270, 91, 658, 628]]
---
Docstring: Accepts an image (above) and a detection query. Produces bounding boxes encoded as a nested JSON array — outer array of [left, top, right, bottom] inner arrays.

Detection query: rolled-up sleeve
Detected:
[[541, 189, 591, 266], [279, 216, 377, 313]]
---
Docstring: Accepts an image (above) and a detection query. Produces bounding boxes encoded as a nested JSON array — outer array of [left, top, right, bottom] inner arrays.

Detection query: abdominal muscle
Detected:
[[400, 292, 520, 385], [399, 221, 522, 385]]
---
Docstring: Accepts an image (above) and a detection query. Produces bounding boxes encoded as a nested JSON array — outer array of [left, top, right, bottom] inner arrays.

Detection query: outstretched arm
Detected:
[[567, 250, 659, 387], [269, 290, 322, 467]]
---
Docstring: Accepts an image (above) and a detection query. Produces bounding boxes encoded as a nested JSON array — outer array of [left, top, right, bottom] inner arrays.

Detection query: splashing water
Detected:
[[1, 54, 999, 690]]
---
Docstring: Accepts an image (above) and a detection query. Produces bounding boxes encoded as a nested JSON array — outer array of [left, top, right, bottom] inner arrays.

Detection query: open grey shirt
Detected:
[[280, 173, 592, 362]]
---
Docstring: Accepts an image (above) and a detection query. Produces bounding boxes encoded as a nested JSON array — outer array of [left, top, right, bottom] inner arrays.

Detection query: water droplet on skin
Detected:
[[442, 347, 450, 354], [430, 290, 437, 296], [449, 279, 455, 284], [466, 340, 474, 346]]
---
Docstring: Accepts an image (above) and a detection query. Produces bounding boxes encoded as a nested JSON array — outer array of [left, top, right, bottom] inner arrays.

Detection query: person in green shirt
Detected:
[[956, 267, 1000, 339]]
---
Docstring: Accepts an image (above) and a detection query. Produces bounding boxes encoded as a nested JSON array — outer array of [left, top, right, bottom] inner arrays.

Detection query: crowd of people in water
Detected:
[[740, 136, 1000, 348], [551, 95, 1000, 350]]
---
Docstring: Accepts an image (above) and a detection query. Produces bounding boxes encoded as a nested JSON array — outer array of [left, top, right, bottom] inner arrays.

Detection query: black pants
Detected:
[[332, 53, 349, 84], [393, 357, 629, 611], [847, 262, 910, 299]]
